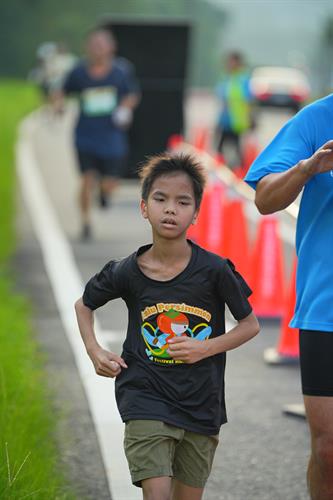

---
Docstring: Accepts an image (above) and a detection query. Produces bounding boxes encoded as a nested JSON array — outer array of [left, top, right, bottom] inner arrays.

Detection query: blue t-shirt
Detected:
[[63, 61, 135, 158], [245, 94, 333, 331]]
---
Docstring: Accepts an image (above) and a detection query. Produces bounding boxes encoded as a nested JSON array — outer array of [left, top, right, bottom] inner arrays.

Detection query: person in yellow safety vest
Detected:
[[215, 51, 253, 169]]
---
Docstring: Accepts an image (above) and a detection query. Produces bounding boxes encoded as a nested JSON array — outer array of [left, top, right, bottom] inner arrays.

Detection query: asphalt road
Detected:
[[16, 98, 309, 500]]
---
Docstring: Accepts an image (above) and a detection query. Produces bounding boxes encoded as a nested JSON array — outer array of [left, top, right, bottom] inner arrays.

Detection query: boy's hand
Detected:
[[167, 336, 210, 363], [88, 346, 128, 378]]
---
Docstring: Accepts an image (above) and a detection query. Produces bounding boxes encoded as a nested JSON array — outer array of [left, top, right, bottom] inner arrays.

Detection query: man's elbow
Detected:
[[254, 195, 274, 215], [254, 188, 280, 215]]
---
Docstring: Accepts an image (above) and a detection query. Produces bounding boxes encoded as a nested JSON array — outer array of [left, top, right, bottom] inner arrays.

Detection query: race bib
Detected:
[[82, 87, 117, 116]]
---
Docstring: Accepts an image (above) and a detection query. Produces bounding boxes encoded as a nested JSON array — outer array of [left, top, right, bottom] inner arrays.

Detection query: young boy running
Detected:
[[75, 153, 259, 499]]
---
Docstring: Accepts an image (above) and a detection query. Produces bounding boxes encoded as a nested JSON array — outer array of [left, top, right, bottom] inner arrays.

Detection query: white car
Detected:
[[250, 66, 311, 111]]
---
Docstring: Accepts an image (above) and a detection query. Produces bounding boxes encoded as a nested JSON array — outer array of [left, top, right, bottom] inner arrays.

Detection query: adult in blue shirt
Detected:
[[245, 94, 333, 500], [63, 28, 139, 240]]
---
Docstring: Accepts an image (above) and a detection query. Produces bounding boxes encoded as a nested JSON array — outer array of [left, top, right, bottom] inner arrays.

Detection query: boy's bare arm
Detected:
[[74, 297, 127, 378], [167, 312, 260, 364], [255, 140, 333, 214]]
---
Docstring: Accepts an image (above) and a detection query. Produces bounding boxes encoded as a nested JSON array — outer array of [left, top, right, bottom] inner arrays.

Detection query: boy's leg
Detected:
[[76, 150, 96, 239], [173, 430, 219, 496], [80, 171, 95, 222], [172, 479, 204, 500], [99, 157, 124, 208], [300, 330, 333, 499], [100, 175, 118, 204], [141, 476, 172, 500], [124, 420, 182, 494]]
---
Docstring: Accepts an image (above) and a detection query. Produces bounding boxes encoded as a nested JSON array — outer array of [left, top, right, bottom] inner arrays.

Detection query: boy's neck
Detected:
[[150, 236, 191, 264]]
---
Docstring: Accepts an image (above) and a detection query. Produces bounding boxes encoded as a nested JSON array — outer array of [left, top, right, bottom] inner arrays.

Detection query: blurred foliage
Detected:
[[0, 0, 226, 87], [0, 80, 76, 499], [0, 80, 40, 263]]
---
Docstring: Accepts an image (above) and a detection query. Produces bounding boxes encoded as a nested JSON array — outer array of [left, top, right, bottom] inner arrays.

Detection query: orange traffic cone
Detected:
[[186, 221, 200, 242], [188, 180, 225, 253], [250, 215, 285, 317], [264, 258, 299, 364], [192, 126, 210, 151], [187, 184, 212, 244], [233, 165, 247, 179], [222, 196, 251, 283], [242, 132, 260, 175], [215, 152, 226, 166], [167, 134, 184, 150], [277, 259, 299, 357], [203, 180, 226, 254]]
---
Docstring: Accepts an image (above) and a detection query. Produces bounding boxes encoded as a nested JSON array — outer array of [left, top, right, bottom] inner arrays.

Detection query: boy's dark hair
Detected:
[[138, 153, 207, 209]]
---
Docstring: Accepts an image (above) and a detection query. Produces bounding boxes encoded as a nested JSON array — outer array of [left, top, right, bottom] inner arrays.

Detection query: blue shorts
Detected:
[[76, 150, 125, 178]]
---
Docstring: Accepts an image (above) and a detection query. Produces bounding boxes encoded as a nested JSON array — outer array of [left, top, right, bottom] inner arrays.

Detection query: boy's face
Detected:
[[141, 172, 198, 240]]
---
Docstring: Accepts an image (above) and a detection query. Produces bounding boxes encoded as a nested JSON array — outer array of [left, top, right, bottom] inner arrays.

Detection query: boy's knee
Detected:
[[142, 478, 171, 500], [143, 492, 170, 500], [313, 434, 333, 473]]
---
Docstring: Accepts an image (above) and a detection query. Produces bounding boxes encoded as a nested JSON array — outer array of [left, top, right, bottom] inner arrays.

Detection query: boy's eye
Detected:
[[179, 201, 190, 205], [154, 197, 164, 202]]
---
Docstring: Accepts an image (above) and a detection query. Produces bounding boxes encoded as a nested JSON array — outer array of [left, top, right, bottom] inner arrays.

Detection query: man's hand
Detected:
[[167, 336, 210, 364], [87, 346, 128, 378], [300, 140, 333, 178], [112, 106, 133, 129]]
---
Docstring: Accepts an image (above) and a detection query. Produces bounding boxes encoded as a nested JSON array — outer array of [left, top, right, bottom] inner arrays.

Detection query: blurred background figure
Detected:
[[215, 51, 253, 168], [62, 28, 140, 241], [29, 41, 77, 116]]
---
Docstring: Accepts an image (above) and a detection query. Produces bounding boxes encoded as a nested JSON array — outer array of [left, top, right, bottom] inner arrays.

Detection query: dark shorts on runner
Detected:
[[300, 329, 333, 396], [76, 150, 125, 178]]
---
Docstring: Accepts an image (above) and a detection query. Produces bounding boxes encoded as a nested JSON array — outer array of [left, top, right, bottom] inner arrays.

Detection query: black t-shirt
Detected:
[[83, 241, 252, 435]]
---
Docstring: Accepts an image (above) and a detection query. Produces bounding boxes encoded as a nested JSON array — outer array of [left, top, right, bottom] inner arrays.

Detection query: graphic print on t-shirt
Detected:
[[141, 303, 212, 365], [82, 86, 117, 116]]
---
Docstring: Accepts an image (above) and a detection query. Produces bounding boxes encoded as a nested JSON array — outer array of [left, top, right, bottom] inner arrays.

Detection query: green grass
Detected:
[[0, 80, 76, 499]]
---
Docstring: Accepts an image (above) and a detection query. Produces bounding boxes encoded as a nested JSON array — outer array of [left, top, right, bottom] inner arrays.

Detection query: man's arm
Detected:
[[255, 140, 333, 215], [167, 312, 260, 364], [74, 297, 127, 377], [119, 92, 140, 110]]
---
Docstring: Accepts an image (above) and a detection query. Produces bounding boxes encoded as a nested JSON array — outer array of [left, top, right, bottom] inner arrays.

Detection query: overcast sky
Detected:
[[206, 0, 333, 91]]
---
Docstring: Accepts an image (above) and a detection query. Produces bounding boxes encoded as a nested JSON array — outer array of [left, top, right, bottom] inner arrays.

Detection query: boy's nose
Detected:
[[165, 206, 176, 214]]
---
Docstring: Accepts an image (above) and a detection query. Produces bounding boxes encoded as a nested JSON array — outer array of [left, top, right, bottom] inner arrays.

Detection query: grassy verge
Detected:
[[0, 80, 76, 499]]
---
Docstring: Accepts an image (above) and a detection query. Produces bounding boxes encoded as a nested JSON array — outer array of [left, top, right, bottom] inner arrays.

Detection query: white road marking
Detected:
[[16, 121, 140, 500], [100, 330, 126, 343]]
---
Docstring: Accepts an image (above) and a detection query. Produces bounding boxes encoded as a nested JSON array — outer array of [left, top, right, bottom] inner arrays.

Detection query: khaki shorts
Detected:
[[124, 420, 219, 488]]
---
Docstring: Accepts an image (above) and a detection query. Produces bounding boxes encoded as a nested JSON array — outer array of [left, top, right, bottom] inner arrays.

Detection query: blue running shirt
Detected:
[[245, 94, 333, 331], [64, 62, 135, 159]]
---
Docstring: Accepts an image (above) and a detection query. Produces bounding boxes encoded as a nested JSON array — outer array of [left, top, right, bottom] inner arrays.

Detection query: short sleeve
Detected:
[[117, 69, 139, 100], [217, 259, 252, 321], [244, 105, 315, 189], [82, 260, 123, 310], [62, 66, 80, 94]]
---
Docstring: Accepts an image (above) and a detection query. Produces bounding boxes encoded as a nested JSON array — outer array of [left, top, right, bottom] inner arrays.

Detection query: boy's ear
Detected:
[[191, 209, 199, 225], [140, 199, 148, 219]]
